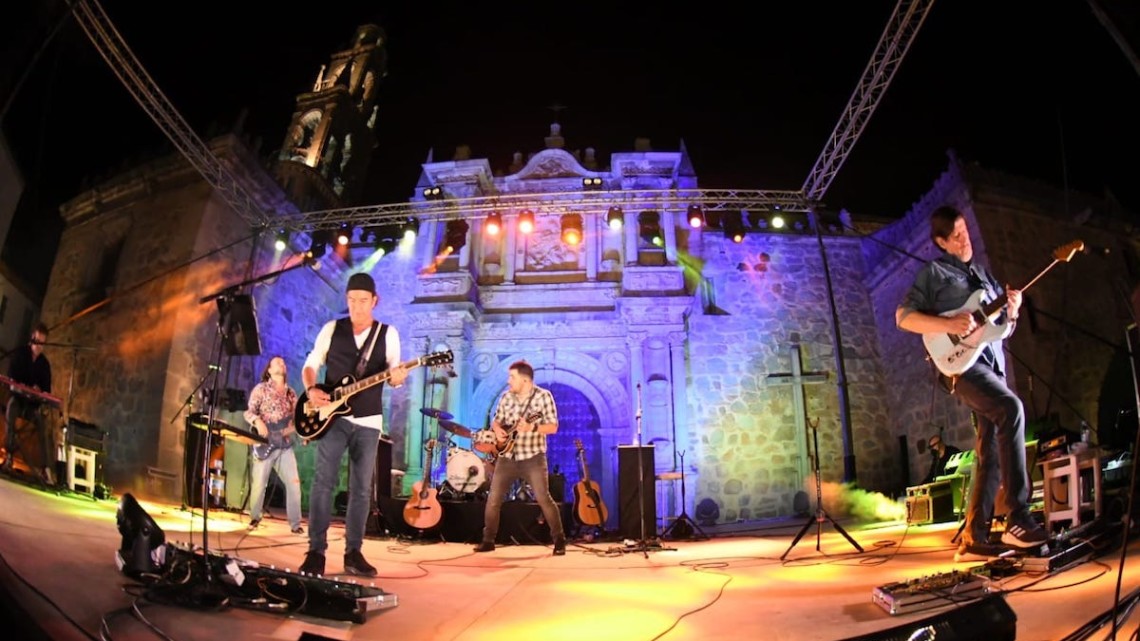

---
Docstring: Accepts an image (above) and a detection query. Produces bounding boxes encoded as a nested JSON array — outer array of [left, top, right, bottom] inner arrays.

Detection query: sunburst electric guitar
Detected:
[[923, 240, 1084, 377], [294, 350, 454, 440]]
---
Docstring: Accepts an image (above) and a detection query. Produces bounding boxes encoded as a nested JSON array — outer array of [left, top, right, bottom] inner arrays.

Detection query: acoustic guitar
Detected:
[[923, 240, 1084, 378], [403, 439, 443, 530], [572, 438, 608, 527]]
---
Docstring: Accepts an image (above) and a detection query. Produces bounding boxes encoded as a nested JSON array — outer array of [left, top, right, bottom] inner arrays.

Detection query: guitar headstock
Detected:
[[1054, 240, 1085, 263], [574, 438, 584, 452], [421, 350, 455, 368], [424, 438, 437, 453]]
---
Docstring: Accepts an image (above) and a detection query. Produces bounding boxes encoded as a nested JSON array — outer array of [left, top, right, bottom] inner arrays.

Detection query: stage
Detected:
[[2, 475, 1139, 641]]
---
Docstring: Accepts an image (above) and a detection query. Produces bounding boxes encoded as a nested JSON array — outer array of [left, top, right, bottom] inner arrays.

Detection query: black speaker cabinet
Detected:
[[618, 445, 656, 539], [219, 294, 261, 356], [841, 594, 1015, 641], [375, 436, 393, 500], [183, 418, 225, 509]]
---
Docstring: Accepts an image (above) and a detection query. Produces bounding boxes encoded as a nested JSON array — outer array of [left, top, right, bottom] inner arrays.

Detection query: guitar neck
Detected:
[[337, 357, 425, 398]]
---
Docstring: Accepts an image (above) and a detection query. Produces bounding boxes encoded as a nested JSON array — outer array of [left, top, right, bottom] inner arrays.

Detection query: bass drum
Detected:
[[445, 448, 486, 494]]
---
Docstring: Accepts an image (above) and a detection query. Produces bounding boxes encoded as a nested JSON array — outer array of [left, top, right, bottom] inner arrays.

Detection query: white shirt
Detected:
[[304, 320, 402, 432]]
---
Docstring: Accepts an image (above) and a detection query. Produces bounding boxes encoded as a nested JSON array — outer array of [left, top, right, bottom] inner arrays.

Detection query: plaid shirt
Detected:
[[494, 385, 558, 461]]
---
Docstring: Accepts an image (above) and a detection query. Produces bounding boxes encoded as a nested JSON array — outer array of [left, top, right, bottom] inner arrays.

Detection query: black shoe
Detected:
[[552, 537, 566, 556], [344, 549, 377, 577], [1001, 514, 1049, 549], [299, 551, 325, 576], [473, 541, 496, 553], [247, 518, 261, 530], [291, 526, 305, 535]]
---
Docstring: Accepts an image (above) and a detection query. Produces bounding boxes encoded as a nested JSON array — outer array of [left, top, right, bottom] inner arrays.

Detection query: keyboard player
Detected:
[[2, 322, 55, 484]]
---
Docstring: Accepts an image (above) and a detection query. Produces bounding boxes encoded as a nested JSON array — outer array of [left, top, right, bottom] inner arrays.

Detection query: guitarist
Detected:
[[473, 360, 566, 556], [243, 356, 303, 534], [297, 273, 407, 578], [896, 205, 1047, 553]]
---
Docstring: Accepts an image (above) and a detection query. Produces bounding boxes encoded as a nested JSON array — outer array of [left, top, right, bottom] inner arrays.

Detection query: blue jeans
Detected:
[[482, 453, 564, 543], [249, 446, 302, 530], [307, 417, 379, 554], [955, 364, 1030, 543]]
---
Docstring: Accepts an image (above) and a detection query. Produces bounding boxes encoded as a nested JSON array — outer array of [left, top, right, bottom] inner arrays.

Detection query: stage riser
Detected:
[[374, 496, 571, 544]]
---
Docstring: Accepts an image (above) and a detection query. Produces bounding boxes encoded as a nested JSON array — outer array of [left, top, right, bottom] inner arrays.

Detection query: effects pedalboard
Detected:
[[872, 570, 989, 616]]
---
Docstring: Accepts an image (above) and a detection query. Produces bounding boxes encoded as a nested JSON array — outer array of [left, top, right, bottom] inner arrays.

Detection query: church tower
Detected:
[[274, 24, 388, 211]]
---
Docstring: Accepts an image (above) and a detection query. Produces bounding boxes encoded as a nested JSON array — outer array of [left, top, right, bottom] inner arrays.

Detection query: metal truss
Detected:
[[274, 188, 812, 231], [801, 0, 937, 203], [70, 0, 270, 227]]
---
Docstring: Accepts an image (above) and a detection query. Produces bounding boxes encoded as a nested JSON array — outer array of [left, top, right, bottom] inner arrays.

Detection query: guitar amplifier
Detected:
[[905, 480, 955, 525], [68, 418, 106, 454]]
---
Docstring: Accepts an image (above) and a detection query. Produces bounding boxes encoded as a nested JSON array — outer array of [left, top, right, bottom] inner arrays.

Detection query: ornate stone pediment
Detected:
[[513, 149, 591, 180], [473, 320, 626, 342], [479, 282, 618, 313], [617, 297, 692, 326], [408, 308, 475, 334], [622, 266, 685, 294], [414, 272, 474, 301]]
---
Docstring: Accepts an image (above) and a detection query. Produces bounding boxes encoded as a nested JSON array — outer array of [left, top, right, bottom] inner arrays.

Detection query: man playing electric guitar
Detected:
[[896, 205, 1047, 554], [243, 355, 304, 534], [473, 360, 566, 556]]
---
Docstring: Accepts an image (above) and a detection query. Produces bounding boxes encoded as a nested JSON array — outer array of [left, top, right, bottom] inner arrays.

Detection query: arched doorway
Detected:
[[546, 382, 602, 503]]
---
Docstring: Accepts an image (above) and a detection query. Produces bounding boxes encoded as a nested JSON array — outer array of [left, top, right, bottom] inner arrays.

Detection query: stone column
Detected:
[[668, 331, 689, 470], [626, 332, 647, 441], [624, 211, 639, 266], [419, 220, 439, 271], [662, 210, 677, 264], [503, 214, 517, 284], [585, 212, 598, 281]]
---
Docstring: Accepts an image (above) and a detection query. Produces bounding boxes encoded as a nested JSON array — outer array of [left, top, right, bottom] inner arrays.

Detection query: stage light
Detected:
[[336, 223, 353, 246], [485, 212, 502, 236], [444, 220, 469, 252], [582, 177, 603, 190], [722, 212, 746, 244], [115, 493, 166, 578], [377, 237, 398, 257], [422, 186, 443, 200], [518, 209, 535, 234], [561, 214, 583, 246], [308, 229, 332, 258], [638, 211, 661, 246], [771, 215, 786, 229], [606, 206, 623, 230], [402, 218, 418, 242], [274, 229, 289, 251], [687, 204, 704, 229]]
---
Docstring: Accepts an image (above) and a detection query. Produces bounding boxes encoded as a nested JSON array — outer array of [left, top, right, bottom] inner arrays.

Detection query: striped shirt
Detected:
[[494, 385, 558, 461]]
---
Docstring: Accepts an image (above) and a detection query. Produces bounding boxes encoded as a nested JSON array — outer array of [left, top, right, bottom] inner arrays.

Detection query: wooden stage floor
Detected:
[[1, 474, 1138, 641]]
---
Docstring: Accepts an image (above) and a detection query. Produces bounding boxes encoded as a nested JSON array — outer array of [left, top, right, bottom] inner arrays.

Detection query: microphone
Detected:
[[1081, 244, 1111, 257]]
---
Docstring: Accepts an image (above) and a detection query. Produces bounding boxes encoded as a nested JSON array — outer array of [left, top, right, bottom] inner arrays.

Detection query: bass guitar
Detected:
[[572, 438, 608, 527], [252, 426, 296, 461], [923, 240, 1084, 378], [495, 411, 543, 456], [294, 350, 454, 440], [403, 439, 443, 530]]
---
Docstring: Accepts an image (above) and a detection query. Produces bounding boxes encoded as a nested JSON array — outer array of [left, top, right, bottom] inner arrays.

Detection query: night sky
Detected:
[[3, 1, 1139, 294]]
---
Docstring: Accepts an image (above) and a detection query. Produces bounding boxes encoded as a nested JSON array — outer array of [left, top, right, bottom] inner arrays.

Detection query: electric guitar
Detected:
[[252, 426, 296, 461], [294, 350, 454, 440], [572, 439, 608, 527], [403, 440, 443, 530], [495, 411, 544, 456], [923, 240, 1084, 377]]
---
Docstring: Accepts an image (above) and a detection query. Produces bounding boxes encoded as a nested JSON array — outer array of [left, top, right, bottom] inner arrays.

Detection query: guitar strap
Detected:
[[354, 322, 383, 377]]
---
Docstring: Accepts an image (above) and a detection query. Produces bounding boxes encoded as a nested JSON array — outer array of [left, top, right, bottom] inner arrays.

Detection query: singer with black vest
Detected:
[[297, 273, 407, 577], [474, 360, 566, 556]]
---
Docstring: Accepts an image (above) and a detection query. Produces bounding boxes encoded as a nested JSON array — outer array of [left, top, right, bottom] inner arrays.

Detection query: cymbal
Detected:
[[438, 420, 474, 438], [419, 407, 454, 420]]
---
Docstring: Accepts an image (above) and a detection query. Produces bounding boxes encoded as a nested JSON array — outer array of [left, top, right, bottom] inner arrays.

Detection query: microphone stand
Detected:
[[624, 383, 669, 557]]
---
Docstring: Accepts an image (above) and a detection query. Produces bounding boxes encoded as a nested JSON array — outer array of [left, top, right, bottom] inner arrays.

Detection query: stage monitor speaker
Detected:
[[219, 294, 261, 356], [375, 437, 393, 500], [618, 445, 656, 539], [840, 593, 1015, 641]]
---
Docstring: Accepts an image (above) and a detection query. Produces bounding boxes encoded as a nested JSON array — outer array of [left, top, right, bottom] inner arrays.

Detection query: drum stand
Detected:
[[661, 450, 706, 540]]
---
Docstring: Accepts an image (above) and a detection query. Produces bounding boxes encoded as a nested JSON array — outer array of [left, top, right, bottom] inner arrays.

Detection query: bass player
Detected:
[[474, 360, 566, 556], [896, 205, 1047, 554]]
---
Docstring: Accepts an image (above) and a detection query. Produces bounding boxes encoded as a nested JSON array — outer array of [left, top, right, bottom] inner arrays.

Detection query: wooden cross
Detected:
[[766, 343, 829, 488]]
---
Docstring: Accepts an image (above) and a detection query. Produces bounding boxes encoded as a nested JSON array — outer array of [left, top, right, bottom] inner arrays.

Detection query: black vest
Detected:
[[323, 318, 388, 418]]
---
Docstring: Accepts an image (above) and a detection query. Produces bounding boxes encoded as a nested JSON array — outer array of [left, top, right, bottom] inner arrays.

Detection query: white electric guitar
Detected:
[[923, 240, 1085, 377]]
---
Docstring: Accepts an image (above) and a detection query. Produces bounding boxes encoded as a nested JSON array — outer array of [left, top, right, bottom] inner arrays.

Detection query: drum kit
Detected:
[[419, 407, 499, 500]]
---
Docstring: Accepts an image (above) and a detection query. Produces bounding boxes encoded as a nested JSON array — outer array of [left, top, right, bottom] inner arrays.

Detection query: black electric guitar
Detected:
[[572, 439, 608, 527], [294, 350, 454, 440], [923, 240, 1083, 377], [495, 411, 544, 456]]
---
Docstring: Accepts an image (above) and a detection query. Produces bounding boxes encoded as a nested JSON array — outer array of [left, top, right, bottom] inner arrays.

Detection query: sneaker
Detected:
[[954, 540, 1010, 563], [299, 551, 325, 576], [291, 526, 305, 535], [552, 537, 566, 556], [344, 549, 377, 577], [247, 518, 261, 530], [1001, 515, 1049, 549], [473, 541, 496, 553]]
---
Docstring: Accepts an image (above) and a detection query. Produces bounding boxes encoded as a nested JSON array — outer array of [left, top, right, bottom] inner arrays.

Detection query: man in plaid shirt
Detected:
[[474, 360, 566, 556]]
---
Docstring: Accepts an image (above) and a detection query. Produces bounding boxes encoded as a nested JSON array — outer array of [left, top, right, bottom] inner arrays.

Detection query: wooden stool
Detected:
[[1039, 447, 1102, 530], [67, 445, 98, 495]]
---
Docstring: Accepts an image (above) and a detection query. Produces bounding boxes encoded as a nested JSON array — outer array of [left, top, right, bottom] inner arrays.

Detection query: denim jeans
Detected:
[[5, 397, 51, 469], [955, 363, 1029, 543], [482, 452, 564, 543], [249, 446, 302, 530], [307, 417, 379, 554]]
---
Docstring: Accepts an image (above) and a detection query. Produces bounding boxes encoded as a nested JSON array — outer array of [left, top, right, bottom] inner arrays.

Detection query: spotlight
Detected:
[[771, 215, 786, 230], [308, 229, 332, 258], [115, 493, 166, 578], [444, 220, 469, 252], [377, 237, 398, 257], [723, 212, 746, 244], [485, 211, 502, 236], [402, 218, 418, 242], [638, 211, 661, 246], [561, 214, 583, 246], [274, 229, 289, 251], [422, 186, 443, 200], [606, 206, 623, 230], [582, 177, 603, 190], [687, 204, 704, 229], [518, 209, 535, 234], [336, 223, 353, 246]]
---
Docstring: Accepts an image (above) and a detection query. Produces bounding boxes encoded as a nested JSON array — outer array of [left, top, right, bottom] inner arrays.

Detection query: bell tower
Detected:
[[275, 24, 388, 211]]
